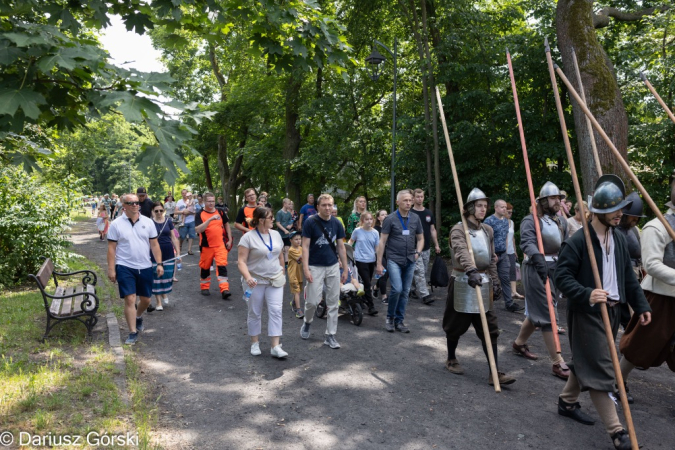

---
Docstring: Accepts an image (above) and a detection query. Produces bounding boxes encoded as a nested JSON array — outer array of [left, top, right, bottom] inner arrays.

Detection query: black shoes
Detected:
[[201, 289, 210, 296], [367, 306, 378, 316], [395, 322, 410, 333], [612, 383, 634, 404], [506, 303, 524, 312], [558, 397, 596, 425], [611, 429, 631, 450], [422, 295, 434, 305], [221, 290, 231, 300]]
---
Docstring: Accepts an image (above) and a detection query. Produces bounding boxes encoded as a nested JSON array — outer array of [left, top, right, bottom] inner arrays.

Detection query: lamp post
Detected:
[[366, 39, 397, 212]]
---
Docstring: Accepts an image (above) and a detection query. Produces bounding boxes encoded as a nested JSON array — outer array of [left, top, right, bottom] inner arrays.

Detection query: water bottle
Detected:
[[373, 269, 387, 280], [177, 260, 182, 271], [243, 279, 256, 303]]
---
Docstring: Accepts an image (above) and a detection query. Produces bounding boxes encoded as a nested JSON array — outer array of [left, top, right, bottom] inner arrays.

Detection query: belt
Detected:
[[607, 300, 619, 308], [452, 268, 487, 274]]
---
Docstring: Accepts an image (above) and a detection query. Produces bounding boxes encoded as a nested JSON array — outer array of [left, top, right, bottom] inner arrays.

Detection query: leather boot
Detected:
[[552, 362, 570, 380], [558, 397, 596, 425]]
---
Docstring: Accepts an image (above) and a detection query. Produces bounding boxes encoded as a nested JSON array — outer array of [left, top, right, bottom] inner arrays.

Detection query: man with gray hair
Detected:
[[376, 189, 424, 333], [484, 199, 523, 313]]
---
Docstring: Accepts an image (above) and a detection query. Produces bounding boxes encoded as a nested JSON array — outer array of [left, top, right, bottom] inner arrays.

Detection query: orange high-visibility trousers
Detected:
[[199, 246, 229, 292]]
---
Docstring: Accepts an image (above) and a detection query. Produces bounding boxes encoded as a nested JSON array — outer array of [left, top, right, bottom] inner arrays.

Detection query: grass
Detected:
[[0, 253, 161, 449]]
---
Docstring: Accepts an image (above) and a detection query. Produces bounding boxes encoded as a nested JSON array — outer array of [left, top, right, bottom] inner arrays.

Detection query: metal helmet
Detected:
[[622, 192, 646, 218], [536, 181, 566, 201], [463, 188, 490, 215], [589, 174, 632, 214]]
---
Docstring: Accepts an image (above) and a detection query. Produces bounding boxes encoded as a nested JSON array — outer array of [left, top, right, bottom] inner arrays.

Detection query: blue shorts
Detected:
[[179, 221, 196, 239], [116, 264, 153, 298]]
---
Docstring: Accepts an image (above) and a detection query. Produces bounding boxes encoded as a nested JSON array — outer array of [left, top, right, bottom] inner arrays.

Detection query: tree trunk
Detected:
[[556, 0, 629, 194], [203, 155, 213, 191], [284, 71, 304, 207]]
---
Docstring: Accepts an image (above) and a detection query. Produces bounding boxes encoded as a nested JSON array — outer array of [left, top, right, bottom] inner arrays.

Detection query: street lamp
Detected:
[[366, 39, 397, 212]]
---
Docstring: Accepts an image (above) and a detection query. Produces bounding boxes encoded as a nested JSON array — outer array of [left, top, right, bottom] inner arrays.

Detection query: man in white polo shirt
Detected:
[[107, 193, 164, 345]]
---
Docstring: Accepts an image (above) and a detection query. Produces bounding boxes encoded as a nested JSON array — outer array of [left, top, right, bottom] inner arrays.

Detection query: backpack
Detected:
[[430, 256, 449, 288]]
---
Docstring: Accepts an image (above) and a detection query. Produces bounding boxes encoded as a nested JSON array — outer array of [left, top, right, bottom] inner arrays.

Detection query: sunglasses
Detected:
[[125, 201, 140, 206], [154, 209, 164, 213]]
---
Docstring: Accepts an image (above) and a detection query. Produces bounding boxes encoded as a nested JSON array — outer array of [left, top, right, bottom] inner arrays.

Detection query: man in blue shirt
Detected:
[[484, 199, 523, 312], [300, 194, 348, 349], [298, 194, 317, 229]]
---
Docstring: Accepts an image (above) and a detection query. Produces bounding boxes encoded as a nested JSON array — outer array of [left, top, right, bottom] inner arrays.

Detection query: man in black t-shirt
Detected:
[[137, 187, 154, 218], [300, 194, 348, 349], [410, 189, 441, 304]]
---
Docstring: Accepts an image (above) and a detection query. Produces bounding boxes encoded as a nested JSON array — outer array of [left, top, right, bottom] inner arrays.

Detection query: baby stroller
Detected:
[[314, 245, 364, 326]]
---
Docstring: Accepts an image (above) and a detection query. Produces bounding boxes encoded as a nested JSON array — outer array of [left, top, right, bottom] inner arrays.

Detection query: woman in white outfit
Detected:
[[238, 206, 288, 358]]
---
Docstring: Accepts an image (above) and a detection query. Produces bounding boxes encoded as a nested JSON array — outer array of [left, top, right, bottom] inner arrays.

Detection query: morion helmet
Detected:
[[589, 175, 632, 214], [622, 192, 646, 218], [536, 181, 566, 202]]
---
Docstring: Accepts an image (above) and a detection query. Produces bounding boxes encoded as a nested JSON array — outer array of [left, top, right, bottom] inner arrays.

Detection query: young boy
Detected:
[[287, 232, 305, 318]]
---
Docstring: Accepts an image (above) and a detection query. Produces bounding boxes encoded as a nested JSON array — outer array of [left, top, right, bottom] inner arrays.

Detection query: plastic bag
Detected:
[[430, 256, 449, 288]]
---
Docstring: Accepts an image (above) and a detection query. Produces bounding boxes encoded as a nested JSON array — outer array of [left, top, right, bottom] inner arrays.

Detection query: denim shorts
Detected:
[[116, 264, 153, 298], [179, 221, 196, 239]]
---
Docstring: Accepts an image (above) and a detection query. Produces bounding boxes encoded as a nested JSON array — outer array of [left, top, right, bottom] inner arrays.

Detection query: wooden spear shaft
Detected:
[[506, 49, 561, 352], [554, 65, 675, 243], [641, 72, 675, 125], [545, 39, 639, 450], [571, 47, 603, 177], [434, 86, 501, 392]]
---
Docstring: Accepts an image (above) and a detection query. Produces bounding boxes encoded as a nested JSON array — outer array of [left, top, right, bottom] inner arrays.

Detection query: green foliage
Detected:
[[0, 164, 71, 287]]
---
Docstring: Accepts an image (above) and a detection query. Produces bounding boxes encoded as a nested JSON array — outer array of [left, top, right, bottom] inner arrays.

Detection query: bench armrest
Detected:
[[53, 270, 98, 286]]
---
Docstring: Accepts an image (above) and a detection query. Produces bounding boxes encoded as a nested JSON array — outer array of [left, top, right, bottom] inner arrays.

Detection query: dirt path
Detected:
[[71, 219, 675, 449]]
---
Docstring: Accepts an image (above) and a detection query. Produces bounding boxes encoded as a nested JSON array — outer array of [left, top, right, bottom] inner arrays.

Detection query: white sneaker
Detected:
[[155, 305, 164, 311], [162, 297, 169, 306], [271, 345, 288, 359], [250, 342, 261, 356]]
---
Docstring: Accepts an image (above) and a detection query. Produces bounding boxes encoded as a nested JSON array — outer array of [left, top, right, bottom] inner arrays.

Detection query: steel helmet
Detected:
[[622, 192, 646, 218], [589, 174, 632, 214], [536, 181, 566, 201], [463, 188, 490, 214]]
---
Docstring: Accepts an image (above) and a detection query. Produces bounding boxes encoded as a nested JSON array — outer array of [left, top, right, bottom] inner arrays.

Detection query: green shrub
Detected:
[[0, 165, 71, 287]]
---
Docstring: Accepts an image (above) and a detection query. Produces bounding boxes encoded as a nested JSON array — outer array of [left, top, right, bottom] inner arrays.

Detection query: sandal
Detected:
[[188, 251, 194, 255], [558, 326, 566, 335]]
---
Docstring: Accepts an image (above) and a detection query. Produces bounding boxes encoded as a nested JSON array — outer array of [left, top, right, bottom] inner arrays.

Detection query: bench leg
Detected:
[[85, 314, 98, 337], [43, 316, 59, 342]]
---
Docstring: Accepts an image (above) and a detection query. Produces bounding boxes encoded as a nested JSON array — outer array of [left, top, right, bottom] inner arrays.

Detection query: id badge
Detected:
[[402, 230, 410, 236], [267, 252, 275, 260]]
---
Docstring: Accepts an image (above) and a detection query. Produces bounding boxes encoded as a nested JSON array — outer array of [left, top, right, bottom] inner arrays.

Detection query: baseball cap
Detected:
[[136, 187, 147, 194]]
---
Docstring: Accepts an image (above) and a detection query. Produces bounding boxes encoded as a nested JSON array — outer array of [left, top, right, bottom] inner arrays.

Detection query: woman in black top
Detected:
[[374, 209, 389, 303]]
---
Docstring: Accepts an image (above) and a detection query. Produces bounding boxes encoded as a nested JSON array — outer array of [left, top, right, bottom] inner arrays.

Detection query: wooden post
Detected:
[[506, 48, 560, 352], [545, 39, 639, 450], [434, 86, 501, 392]]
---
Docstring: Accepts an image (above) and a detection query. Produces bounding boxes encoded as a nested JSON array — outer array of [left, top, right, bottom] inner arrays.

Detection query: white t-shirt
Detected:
[[107, 214, 158, 269], [176, 199, 195, 224], [238, 229, 284, 283], [507, 220, 515, 254], [600, 231, 620, 301]]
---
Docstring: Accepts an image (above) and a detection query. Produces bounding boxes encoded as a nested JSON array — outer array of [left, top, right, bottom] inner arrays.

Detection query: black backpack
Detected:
[[430, 256, 449, 288]]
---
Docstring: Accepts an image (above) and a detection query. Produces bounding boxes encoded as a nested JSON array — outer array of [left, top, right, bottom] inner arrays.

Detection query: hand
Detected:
[[466, 268, 483, 288], [246, 277, 257, 288], [435, 245, 441, 254], [210, 215, 220, 222], [530, 253, 549, 284], [108, 269, 116, 283], [589, 289, 609, 305], [156, 265, 164, 277], [340, 269, 348, 284], [375, 264, 384, 276], [414, 253, 419, 260], [304, 269, 313, 283], [639, 311, 651, 326], [225, 239, 233, 250]]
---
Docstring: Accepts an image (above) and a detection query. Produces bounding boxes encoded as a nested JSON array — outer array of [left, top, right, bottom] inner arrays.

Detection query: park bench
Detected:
[[28, 256, 100, 341]]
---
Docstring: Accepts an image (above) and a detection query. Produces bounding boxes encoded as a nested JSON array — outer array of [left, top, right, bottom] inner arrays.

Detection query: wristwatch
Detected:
[[157, 262, 164, 267]]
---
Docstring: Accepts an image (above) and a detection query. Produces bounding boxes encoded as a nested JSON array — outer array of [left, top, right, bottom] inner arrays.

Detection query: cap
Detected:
[[136, 187, 147, 194]]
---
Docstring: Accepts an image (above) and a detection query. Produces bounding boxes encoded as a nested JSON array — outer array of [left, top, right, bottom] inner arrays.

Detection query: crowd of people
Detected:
[[99, 170, 675, 450]]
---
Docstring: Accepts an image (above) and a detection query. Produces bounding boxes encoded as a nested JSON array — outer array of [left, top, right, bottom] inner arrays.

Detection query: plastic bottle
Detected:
[[243, 279, 256, 303], [373, 269, 387, 280], [177, 260, 182, 271]]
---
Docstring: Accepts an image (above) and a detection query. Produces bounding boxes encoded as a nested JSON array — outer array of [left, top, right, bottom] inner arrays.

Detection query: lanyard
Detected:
[[396, 210, 409, 231], [256, 229, 273, 252]]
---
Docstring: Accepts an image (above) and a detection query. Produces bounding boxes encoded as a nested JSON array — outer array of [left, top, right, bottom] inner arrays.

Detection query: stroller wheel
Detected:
[[315, 296, 327, 319], [350, 302, 363, 326]]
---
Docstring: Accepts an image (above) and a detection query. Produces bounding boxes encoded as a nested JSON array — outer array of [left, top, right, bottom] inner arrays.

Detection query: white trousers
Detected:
[[247, 284, 284, 337], [303, 264, 340, 335]]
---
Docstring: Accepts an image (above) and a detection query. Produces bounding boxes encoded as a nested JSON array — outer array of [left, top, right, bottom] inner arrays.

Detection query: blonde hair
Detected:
[[359, 211, 373, 224], [316, 194, 334, 207], [352, 196, 366, 214]]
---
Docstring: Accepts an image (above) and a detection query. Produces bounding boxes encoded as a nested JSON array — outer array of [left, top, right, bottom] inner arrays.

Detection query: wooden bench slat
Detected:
[[60, 287, 75, 316], [49, 286, 64, 315], [36, 259, 54, 287], [72, 286, 84, 313]]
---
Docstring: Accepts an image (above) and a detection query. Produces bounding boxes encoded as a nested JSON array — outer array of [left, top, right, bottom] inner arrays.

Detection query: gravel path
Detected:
[[71, 219, 675, 449]]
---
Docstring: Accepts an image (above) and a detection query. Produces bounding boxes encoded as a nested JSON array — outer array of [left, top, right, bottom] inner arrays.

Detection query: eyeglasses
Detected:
[[125, 201, 140, 206], [154, 209, 164, 213]]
